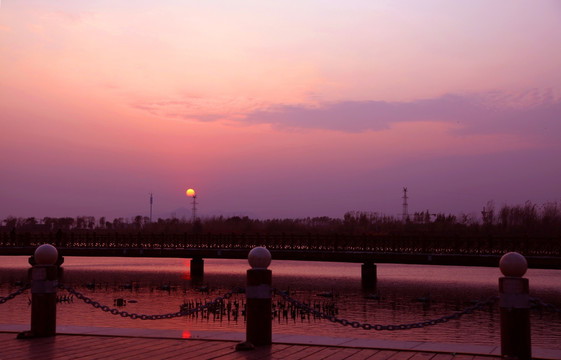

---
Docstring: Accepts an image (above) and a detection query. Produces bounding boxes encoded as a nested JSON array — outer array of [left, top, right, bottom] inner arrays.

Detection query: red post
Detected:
[[499, 252, 531, 360]]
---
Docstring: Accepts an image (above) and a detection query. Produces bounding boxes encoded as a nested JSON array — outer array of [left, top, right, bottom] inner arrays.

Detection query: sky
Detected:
[[1, 1, 560, 222]]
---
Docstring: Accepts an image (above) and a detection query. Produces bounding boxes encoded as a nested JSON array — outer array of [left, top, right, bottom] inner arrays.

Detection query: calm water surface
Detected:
[[1, 256, 560, 349]]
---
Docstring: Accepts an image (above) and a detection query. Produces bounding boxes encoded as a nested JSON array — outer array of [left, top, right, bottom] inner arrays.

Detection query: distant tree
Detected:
[[522, 201, 538, 229], [76, 216, 86, 229], [541, 201, 561, 230], [133, 215, 143, 229], [59, 217, 75, 230], [42, 217, 56, 231], [3, 216, 18, 229], [192, 219, 203, 234], [85, 216, 96, 229], [460, 213, 476, 225], [113, 218, 125, 230], [481, 201, 495, 226], [424, 210, 431, 224], [23, 217, 37, 227]]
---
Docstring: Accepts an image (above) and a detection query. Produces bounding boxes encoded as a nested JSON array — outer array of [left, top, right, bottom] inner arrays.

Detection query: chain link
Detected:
[[59, 284, 243, 320], [530, 297, 561, 314], [0, 284, 31, 304], [7, 283, 560, 330], [275, 289, 498, 331]]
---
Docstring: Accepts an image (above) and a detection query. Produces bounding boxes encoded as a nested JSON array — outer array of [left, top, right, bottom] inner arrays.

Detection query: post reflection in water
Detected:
[[0, 256, 560, 350], [182, 260, 191, 281]]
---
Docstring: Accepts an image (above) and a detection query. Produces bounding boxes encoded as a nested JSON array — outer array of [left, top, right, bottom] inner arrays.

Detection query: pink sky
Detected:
[[1, 1, 560, 221]]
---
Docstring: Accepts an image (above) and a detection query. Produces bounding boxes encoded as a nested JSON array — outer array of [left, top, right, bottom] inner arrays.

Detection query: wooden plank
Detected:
[[0, 333, 505, 360], [430, 354, 461, 360], [213, 344, 294, 360], [274, 344, 333, 360], [68, 336, 143, 360], [305, 346, 372, 360], [264, 344, 315, 359], [365, 350, 400, 360], [384, 350, 417, 360], [338, 348, 385, 359], [225, 345, 293, 360], [162, 340, 237, 360], [408, 352, 436, 359], [299, 346, 357, 360], [116, 338, 198, 360], [168, 340, 235, 359]]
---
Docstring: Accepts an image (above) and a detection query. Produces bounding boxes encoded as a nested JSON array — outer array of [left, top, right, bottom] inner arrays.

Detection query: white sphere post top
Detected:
[[499, 251, 528, 277], [34, 244, 59, 265], [248, 246, 272, 269]]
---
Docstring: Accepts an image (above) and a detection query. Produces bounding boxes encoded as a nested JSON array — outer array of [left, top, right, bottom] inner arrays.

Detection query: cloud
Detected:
[[241, 90, 561, 140], [244, 101, 401, 132], [131, 97, 265, 123], [132, 90, 561, 144]]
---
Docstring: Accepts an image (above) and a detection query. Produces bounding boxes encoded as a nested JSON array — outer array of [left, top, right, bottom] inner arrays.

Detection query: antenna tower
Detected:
[[402, 187, 408, 222], [149, 193, 153, 223], [191, 195, 198, 222]]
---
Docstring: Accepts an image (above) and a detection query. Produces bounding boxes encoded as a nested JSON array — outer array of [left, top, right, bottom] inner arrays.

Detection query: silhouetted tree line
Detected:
[[2, 201, 560, 240]]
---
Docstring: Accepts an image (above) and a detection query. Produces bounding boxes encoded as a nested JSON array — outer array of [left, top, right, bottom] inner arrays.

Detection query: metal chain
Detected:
[[8, 283, 560, 328], [530, 297, 561, 314], [59, 284, 243, 320], [0, 284, 31, 304], [275, 290, 498, 331]]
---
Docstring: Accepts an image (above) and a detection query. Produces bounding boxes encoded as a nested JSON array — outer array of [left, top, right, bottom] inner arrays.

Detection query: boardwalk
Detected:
[[1, 325, 560, 360], [0, 332, 499, 360]]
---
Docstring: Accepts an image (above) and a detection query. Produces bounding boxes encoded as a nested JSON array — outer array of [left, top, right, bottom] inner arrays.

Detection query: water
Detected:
[[1, 256, 560, 349]]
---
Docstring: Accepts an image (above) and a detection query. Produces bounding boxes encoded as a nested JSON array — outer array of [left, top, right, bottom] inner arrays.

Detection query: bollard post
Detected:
[[499, 252, 531, 360], [19, 244, 61, 338], [238, 246, 272, 350], [361, 262, 377, 289], [190, 257, 204, 279]]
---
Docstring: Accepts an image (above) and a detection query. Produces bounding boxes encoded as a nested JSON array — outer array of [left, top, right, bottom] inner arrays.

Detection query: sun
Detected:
[[186, 188, 196, 197]]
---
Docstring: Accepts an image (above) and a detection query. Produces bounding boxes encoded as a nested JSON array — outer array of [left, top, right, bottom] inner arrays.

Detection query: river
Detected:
[[1, 256, 560, 350]]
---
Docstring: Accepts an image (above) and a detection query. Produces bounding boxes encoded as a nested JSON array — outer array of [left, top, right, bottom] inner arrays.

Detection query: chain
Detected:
[[59, 284, 243, 320], [275, 290, 498, 331], [8, 283, 560, 328], [530, 297, 561, 314], [0, 284, 31, 304]]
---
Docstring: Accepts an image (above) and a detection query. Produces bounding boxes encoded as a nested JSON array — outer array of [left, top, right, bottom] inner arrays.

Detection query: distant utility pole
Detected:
[[402, 187, 409, 222], [186, 188, 197, 222], [191, 194, 197, 222], [149, 193, 153, 223]]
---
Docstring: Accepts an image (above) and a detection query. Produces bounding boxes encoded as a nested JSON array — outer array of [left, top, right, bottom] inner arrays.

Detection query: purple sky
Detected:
[[1, 1, 560, 221]]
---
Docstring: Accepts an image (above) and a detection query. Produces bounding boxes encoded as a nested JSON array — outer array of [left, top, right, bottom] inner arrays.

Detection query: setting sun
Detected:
[[186, 188, 196, 197]]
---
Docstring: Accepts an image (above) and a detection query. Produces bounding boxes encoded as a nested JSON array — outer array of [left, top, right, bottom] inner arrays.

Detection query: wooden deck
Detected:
[[0, 332, 502, 360]]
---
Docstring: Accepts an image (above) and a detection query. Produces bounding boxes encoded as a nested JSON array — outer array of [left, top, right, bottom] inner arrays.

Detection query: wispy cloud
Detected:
[[131, 89, 560, 145], [241, 90, 561, 140], [131, 97, 265, 123]]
